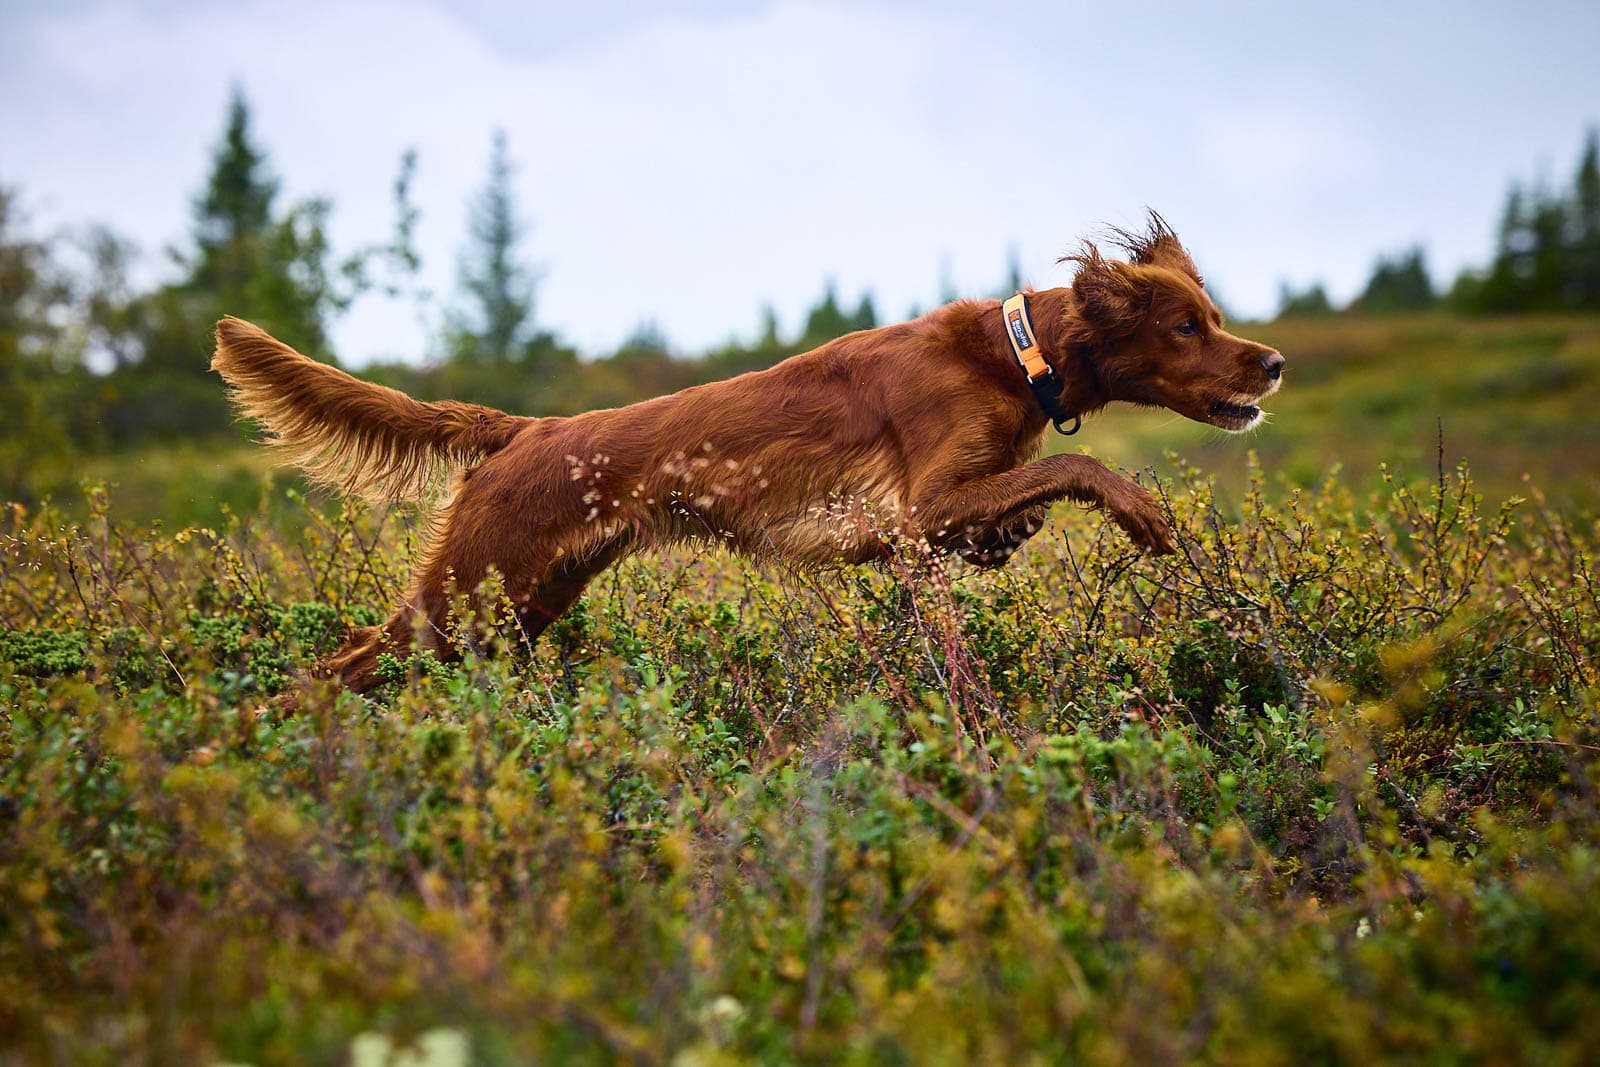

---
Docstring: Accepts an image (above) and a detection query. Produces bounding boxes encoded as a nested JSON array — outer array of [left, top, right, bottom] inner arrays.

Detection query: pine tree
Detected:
[[190, 87, 278, 304], [449, 130, 537, 365], [1354, 247, 1435, 314], [1479, 183, 1534, 311], [800, 281, 852, 348], [134, 87, 338, 374], [1276, 281, 1336, 318], [1527, 185, 1568, 308], [757, 305, 782, 350], [104, 88, 351, 440], [1576, 129, 1600, 241], [1570, 128, 1600, 308], [1471, 129, 1600, 312], [850, 294, 877, 332]]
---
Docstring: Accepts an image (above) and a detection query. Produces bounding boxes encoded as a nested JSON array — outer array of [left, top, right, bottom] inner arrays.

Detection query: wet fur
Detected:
[[212, 215, 1283, 691]]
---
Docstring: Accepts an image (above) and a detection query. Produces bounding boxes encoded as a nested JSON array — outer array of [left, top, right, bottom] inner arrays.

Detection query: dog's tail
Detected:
[[211, 316, 531, 502]]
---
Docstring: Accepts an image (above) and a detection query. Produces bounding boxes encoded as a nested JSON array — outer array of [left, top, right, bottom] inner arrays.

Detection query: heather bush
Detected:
[[1, 459, 1596, 1064]]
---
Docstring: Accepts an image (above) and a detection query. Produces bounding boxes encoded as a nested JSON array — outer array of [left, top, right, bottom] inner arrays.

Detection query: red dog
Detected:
[[213, 215, 1283, 690]]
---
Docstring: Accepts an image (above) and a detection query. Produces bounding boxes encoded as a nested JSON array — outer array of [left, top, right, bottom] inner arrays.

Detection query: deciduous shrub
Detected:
[[0, 459, 1596, 1063]]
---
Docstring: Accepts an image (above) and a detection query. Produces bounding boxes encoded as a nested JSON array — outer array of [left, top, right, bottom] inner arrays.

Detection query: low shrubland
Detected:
[[1, 460, 1597, 1064]]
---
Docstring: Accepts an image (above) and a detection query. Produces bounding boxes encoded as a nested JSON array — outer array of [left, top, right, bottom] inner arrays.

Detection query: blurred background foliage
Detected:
[[3, 89, 1600, 520]]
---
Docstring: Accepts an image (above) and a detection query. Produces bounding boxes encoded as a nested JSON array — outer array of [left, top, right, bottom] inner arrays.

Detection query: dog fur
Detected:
[[211, 215, 1283, 691]]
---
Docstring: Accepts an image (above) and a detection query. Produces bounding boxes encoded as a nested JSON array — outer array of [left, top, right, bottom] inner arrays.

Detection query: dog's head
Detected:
[[1061, 215, 1283, 432]]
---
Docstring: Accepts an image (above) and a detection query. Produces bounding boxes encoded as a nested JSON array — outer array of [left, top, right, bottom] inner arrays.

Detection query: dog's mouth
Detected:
[[1207, 397, 1265, 432]]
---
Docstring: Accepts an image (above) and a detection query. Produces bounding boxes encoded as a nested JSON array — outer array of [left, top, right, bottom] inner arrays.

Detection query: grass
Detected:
[[2, 452, 1598, 1063]]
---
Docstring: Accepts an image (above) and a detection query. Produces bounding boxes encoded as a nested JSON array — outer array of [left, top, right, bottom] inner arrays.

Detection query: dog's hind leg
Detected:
[[318, 501, 476, 692], [319, 526, 632, 693], [321, 583, 453, 692], [510, 539, 631, 645], [314, 414, 640, 691]]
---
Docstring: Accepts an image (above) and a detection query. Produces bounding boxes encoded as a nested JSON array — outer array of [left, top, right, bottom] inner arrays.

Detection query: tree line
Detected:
[[0, 90, 921, 499], [2, 89, 1598, 499], [1279, 128, 1600, 317]]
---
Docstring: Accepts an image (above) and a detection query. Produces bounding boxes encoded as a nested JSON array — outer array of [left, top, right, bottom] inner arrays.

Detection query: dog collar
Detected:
[[1002, 292, 1080, 435]]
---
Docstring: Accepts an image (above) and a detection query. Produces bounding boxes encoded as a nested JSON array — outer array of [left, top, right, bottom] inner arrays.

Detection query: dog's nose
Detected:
[[1259, 351, 1285, 380]]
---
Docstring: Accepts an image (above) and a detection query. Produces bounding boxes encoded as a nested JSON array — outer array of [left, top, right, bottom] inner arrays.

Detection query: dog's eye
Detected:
[[1173, 319, 1199, 337]]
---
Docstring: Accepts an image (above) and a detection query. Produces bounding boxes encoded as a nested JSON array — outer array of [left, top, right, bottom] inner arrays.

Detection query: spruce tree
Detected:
[[449, 130, 537, 364], [1571, 128, 1600, 308], [190, 87, 277, 304], [851, 294, 877, 332], [1276, 281, 1336, 318], [107, 87, 347, 440], [1473, 129, 1600, 312], [1479, 183, 1533, 310], [1528, 186, 1568, 308], [1354, 247, 1435, 313], [134, 87, 286, 373], [757, 306, 782, 350], [136, 87, 337, 372], [799, 282, 851, 348]]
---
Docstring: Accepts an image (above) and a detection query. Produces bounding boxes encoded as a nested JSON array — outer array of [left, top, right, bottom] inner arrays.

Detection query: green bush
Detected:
[[0, 461, 1596, 1063], [0, 627, 86, 677]]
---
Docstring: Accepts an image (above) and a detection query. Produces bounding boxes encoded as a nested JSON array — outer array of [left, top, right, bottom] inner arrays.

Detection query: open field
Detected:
[[2, 451, 1598, 1062]]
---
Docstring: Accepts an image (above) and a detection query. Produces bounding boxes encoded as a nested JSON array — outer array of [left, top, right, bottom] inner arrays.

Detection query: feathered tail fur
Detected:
[[211, 317, 530, 502]]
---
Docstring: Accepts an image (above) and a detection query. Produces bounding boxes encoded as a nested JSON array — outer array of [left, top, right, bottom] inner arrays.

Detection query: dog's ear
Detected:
[[1064, 245, 1148, 341]]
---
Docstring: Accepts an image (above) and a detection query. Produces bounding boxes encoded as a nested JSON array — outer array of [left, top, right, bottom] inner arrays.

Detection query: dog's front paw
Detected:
[[1106, 486, 1176, 555]]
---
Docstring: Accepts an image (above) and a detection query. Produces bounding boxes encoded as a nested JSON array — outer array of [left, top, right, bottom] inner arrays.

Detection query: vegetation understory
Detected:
[[2, 461, 1597, 1064]]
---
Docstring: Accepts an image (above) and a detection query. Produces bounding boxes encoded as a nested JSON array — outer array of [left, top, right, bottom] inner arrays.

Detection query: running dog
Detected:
[[212, 214, 1283, 690]]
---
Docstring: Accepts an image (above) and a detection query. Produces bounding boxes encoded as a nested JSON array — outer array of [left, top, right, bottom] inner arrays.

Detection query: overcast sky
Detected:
[[3, 0, 1598, 364]]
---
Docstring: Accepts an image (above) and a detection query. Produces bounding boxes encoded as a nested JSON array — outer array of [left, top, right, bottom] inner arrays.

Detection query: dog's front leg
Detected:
[[915, 454, 1175, 555]]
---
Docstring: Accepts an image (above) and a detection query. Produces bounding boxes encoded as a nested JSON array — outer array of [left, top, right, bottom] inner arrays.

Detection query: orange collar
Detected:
[[1002, 293, 1080, 435]]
